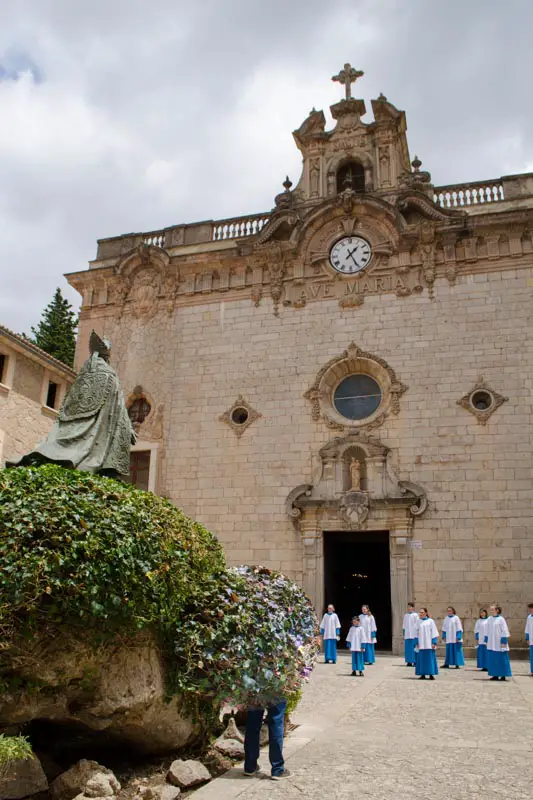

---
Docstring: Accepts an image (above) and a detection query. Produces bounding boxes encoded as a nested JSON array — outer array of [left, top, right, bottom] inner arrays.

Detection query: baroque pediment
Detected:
[[287, 432, 428, 531]]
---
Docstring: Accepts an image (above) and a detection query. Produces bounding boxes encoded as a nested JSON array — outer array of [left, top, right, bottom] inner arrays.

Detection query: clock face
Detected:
[[329, 236, 372, 274]]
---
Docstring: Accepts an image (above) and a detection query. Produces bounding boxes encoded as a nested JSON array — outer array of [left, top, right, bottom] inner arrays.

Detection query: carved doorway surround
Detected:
[[287, 433, 427, 655]]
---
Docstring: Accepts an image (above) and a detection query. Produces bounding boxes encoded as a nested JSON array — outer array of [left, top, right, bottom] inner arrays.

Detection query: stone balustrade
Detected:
[[95, 172, 533, 262], [212, 213, 271, 241], [97, 213, 272, 259], [434, 180, 505, 208]]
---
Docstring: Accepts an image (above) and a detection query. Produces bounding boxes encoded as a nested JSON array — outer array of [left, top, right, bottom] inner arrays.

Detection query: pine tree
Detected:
[[30, 288, 78, 367]]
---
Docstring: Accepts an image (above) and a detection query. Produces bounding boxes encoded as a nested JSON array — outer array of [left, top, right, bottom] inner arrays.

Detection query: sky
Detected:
[[1, 0, 532, 333]]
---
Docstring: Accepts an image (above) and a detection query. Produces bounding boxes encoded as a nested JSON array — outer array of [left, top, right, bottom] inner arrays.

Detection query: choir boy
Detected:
[[402, 602, 419, 666], [346, 615, 367, 676], [525, 603, 533, 676], [414, 608, 439, 680], [441, 606, 465, 669], [359, 605, 377, 665], [320, 604, 341, 664], [485, 604, 512, 681], [474, 609, 489, 671]]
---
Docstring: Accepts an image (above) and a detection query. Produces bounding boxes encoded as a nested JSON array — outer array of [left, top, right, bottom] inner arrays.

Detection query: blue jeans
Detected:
[[244, 699, 286, 777]]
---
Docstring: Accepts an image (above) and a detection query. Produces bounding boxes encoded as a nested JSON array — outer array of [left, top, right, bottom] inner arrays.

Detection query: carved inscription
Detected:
[[287, 273, 415, 307]]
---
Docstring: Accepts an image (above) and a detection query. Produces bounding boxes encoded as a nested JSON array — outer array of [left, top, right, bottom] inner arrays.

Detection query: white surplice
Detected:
[[403, 611, 419, 639], [415, 617, 439, 649], [485, 615, 510, 651], [346, 625, 367, 652], [474, 618, 489, 645], [441, 614, 463, 643], [320, 612, 341, 639], [359, 613, 377, 643]]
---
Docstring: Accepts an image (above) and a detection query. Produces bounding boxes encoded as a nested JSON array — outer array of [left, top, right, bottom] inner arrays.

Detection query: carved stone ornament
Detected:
[[220, 395, 262, 438], [339, 490, 369, 529], [457, 379, 508, 425], [113, 244, 177, 319], [287, 431, 428, 531], [304, 341, 408, 431]]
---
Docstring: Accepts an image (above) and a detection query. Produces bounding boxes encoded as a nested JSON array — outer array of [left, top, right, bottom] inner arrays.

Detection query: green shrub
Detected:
[[0, 466, 318, 709], [0, 465, 224, 647], [170, 566, 319, 708]]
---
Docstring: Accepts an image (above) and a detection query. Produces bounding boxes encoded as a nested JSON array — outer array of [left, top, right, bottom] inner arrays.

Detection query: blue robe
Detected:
[[404, 638, 417, 665], [352, 651, 365, 671], [364, 643, 376, 664], [444, 642, 465, 667], [476, 642, 487, 669], [324, 639, 338, 663], [416, 648, 439, 676]]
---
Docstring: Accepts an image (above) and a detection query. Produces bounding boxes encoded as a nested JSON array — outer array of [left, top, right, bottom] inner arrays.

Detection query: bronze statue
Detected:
[[9, 331, 135, 479]]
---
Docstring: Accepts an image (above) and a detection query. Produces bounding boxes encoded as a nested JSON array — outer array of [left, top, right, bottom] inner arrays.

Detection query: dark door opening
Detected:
[[323, 531, 392, 649]]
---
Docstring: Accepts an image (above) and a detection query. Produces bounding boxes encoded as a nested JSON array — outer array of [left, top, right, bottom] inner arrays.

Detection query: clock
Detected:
[[329, 236, 372, 275]]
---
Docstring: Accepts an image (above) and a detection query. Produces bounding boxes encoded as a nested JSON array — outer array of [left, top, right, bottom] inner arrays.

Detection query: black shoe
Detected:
[[490, 676, 498, 681], [351, 670, 356, 676], [441, 665, 449, 669], [244, 766, 261, 777], [500, 677, 507, 681], [359, 671, 364, 677], [419, 675, 426, 680], [455, 666, 460, 669], [271, 769, 292, 781], [429, 675, 435, 680]]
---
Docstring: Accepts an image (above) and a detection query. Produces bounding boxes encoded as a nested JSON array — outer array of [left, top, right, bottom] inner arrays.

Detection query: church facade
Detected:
[[67, 67, 533, 654]]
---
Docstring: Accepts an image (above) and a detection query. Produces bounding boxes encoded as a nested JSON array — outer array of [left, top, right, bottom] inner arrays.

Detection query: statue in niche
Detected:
[[350, 458, 362, 490], [379, 145, 391, 185], [9, 331, 136, 480], [309, 159, 320, 197]]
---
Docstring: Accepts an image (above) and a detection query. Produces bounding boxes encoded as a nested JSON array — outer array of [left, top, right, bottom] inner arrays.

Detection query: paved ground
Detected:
[[194, 653, 533, 800]]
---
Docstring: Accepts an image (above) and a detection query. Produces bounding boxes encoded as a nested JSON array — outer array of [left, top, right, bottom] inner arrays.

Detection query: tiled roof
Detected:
[[0, 324, 77, 378]]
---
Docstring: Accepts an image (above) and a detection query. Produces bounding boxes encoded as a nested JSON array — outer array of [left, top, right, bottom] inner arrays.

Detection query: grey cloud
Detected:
[[0, 0, 532, 331]]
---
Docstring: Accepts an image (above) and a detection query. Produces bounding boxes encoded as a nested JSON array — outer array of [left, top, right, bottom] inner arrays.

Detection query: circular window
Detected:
[[333, 375, 382, 421], [231, 406, 249, 426], [471, 390, 493, 411]]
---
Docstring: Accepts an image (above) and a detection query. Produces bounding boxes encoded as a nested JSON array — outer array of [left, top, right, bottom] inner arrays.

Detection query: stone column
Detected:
[[389, 523, 413, 655], [300, 515, 324, 616]]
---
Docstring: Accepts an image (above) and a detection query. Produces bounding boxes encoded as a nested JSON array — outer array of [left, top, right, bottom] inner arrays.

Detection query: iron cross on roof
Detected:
[[332, 63, 364, 100]]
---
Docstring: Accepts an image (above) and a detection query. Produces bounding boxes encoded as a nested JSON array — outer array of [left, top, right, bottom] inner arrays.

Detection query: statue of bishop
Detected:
[[9, 331, 136, 479]]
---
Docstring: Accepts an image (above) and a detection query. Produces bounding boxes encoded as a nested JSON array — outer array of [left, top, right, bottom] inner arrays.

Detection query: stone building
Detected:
[[67, 66, 533, 653], [0, 325, 76, 466]]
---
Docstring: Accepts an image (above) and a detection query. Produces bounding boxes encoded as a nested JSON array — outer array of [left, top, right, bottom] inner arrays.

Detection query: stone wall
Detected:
[[84, 264, 533, 649], [0, 344, 74, 466]]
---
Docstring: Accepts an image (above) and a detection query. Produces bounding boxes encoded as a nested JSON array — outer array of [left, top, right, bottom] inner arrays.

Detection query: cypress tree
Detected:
[[30, 288, 78, 367]]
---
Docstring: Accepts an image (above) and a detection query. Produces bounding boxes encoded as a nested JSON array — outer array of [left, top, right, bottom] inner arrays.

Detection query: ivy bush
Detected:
[[0, 465, 224, 646], [0, 466, 318, 710]]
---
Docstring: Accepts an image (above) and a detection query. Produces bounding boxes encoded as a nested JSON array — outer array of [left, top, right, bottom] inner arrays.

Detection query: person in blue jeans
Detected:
[[243, 698, 292, 780]]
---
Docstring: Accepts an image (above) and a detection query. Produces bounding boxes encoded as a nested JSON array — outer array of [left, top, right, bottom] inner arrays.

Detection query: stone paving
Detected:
[[195, 653, 533, 800]]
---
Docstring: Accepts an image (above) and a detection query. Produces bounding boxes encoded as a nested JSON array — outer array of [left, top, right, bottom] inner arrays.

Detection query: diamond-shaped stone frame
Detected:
[[456, 379, 508, 425], [219, 395, 262, 438]]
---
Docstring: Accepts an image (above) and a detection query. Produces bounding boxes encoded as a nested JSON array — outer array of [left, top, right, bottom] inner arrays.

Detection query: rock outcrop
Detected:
[[0, 755, 48, 799], [0, 635, 201, 755]]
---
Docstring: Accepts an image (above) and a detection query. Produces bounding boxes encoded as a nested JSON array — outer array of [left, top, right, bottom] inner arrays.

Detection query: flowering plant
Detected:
[[170, 565, 319, 708]]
